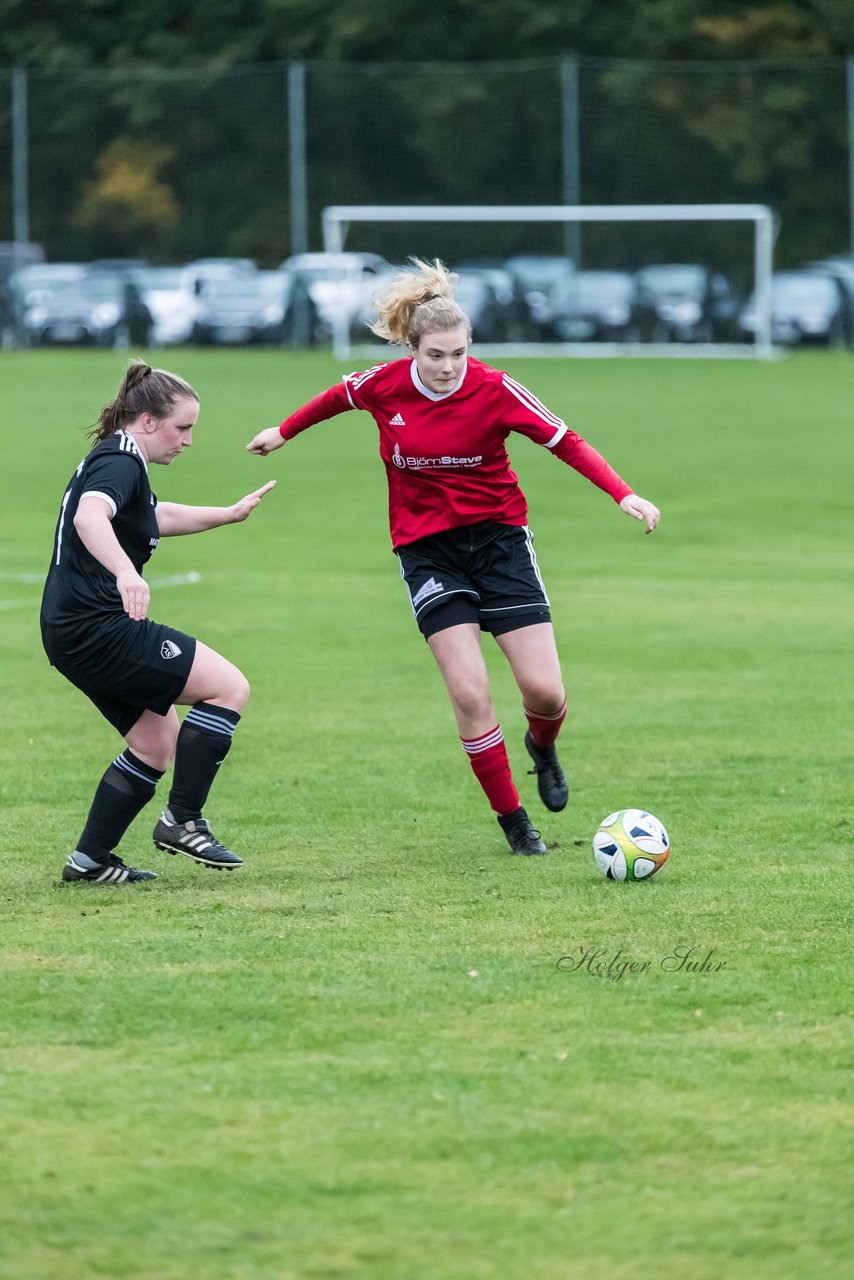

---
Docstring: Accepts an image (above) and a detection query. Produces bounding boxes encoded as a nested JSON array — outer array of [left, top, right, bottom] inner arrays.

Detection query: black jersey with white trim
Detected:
[[41, 431, 160, 628]]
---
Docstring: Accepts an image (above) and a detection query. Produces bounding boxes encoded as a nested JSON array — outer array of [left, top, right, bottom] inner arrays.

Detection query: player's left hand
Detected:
[[228, 480, 277, 523], [620, 493, 660, 534]]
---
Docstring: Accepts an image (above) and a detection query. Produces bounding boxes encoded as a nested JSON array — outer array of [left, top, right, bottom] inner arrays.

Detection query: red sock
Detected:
[[460, 726, 520, 816], [524, 699, 567, 749]]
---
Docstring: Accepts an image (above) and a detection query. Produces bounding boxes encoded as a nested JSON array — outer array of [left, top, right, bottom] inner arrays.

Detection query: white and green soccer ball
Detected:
[[592, 809, 670, 881]]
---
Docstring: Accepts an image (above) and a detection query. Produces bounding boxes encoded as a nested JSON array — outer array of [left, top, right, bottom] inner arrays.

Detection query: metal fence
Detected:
[[1, 55, 853, 278]]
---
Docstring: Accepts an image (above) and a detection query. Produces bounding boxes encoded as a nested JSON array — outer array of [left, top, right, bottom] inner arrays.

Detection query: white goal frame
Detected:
[[321, 203, 778, 360]]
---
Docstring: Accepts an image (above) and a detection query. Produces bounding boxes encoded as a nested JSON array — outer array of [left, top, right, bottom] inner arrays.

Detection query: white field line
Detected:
[[148, 571, 202, 588], [0, 570, 202, 610]]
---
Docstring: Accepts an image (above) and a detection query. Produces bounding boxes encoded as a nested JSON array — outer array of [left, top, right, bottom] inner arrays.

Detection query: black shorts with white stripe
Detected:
[[42, 614, 197, 735], [397, 520, 552, 640]]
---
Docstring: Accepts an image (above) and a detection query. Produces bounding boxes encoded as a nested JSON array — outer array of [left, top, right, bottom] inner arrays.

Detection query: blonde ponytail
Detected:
[[370, 258, 470, 347]]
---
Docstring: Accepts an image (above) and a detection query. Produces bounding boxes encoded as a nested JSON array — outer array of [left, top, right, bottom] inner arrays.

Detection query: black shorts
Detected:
[[397, 521, 551, 640], [42, 614, 197, 735]]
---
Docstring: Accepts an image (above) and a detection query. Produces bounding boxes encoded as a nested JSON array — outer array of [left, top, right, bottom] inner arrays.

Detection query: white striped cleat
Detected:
[[152, 810, 243, 869], [62, 853, 157, 883]]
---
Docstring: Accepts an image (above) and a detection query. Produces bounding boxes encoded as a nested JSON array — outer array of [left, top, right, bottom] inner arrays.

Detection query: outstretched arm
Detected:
[[157, 481, 277, 536], [247, 382, 357, 456]]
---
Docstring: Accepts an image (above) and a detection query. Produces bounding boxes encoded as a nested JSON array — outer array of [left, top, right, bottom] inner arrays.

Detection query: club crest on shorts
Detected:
[[412, 576, 445, 608], [161, 639, 182, 660]]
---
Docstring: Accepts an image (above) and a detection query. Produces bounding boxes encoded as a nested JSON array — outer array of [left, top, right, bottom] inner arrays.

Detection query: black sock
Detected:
[[167, 702, 241, 823], [77, 750, 164, 863]]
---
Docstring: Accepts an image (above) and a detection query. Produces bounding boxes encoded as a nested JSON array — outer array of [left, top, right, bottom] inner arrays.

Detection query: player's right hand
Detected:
[[116, 568, 150, 621], [246, 427, 285, 456], [620, 494, 661, 534]]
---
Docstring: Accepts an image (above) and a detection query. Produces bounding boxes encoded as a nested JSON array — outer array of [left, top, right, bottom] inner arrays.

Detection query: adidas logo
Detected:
[[161, 640, 182, 660], [390, 412, 405, 426]]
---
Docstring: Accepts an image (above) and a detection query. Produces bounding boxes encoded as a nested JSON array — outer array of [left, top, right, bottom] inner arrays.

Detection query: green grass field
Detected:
[[0, 348, 851, 1280]]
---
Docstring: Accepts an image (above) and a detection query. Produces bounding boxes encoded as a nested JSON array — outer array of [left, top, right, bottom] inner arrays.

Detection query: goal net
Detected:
[[321, 203, 778, 361]]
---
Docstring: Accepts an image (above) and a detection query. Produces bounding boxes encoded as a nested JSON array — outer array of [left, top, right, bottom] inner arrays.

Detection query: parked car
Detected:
[[192, 270, 294, 345], [129, 267, 201, 346], [452, 269, 511, 343], [181, 258, 257, 299], [549, 270, 636, 342], [22, 271, 153, 348], [739, 270, 853, 348], [0, 281, 11, 345], [9, 261, 87, 310], [803, 255, 854, 290], [9, 263, 88, 344], [0, 243, 45, 341], [89, 257, 149, 274], [0, 241, 45, 282], [281, 251, 390, 344], [504, 255, 576, 338], [454, 261, 532, 339], [800, 258, 854, 346], [631, 264, 740, 342]]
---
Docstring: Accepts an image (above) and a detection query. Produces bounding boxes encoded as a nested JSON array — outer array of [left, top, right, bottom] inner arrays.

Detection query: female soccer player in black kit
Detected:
[[41, 361, 275, 883], [247, 260, 660, 857]]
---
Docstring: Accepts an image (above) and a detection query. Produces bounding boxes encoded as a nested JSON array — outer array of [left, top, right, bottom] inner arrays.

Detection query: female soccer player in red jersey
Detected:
[[247, 260, 660, 856]]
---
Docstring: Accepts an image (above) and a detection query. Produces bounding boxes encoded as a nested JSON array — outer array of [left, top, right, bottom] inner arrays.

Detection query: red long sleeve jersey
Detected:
[[278, 356, 633, 550]]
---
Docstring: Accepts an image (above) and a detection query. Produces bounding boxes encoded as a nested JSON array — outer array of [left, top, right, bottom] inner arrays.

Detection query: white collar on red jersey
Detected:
[[410, 359, 468, 401]]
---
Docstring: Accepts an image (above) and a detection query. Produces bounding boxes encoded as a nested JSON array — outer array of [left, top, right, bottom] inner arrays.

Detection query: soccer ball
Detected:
[[592, 809, 670, 881]]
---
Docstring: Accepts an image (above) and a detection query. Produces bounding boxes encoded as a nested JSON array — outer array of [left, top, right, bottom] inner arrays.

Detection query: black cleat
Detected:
[[525, 731, 568, 812], [498, 806, 547, 856], [153, 810, 243, 869], [62, 853, 157, 884]]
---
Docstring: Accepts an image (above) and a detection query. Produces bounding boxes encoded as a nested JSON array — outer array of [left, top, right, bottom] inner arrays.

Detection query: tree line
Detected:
[[2, 2, 853, 270], [2, 1, 854, 69]]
